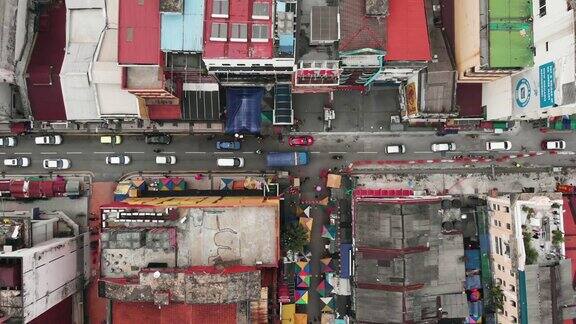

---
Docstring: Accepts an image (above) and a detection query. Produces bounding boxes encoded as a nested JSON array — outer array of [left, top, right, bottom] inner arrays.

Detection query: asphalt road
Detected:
[[0, 125, 574, 181]]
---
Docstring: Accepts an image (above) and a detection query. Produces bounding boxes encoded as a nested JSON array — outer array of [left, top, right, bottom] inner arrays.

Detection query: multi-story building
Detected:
[[487, 193, 576, 324], [482, 1, 576, 121], [0, 209, 89, 323], [97, 195, 280, 323]]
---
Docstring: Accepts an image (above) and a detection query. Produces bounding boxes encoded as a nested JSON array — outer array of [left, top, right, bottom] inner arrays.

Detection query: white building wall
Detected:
[[483, 76, 513, 120]]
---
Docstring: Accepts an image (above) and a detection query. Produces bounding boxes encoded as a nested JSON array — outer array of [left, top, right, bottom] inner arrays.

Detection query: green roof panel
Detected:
[[489, 23, 534, 68], [489, 0, 532, 19]]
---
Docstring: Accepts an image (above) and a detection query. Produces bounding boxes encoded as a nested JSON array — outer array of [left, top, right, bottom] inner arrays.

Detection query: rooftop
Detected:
[[111, 302, 238, 324], [385, 0, 430, 61], [161, 0, 204, 52], [118, 0, 161, 65], [339, 0, 387, 52], [352, 197, 467, 323], [488, 0, 534, 68], [203, 0, 274, 59]]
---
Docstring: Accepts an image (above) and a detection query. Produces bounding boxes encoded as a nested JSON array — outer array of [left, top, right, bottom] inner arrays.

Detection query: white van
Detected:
[[385, 144, 406, 154], [486, 141, 512, 151], [100, 135, 122, 144], [217, 157, 244, 168]]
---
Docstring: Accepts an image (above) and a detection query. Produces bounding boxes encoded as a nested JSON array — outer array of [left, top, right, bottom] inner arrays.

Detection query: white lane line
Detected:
[[328, 152, 347, 154], [214, 151, 233, 154], [414, 151, 431, 154], [14, 152, 31, 155], [357, 151, 378, 154], [163, 151, 176, 154], [0, 152, 5, 155], [310, 151, 321, 154], [94, 151, 114, 154], [66, 152, 82, 154], [186, 151, 205, 154], [41, 152, 58, 155], [242, 151, 254, 154], [125, 151, 144, 154]]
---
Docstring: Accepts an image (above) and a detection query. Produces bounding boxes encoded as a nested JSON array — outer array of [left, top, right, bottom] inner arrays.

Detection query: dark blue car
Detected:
[[216, 141, 241, 150]]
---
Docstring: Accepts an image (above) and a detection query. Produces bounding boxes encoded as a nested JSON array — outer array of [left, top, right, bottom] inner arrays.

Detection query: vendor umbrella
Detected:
[[321, 225, 337, 240], [320, 297, 335, 312], [316, 280, 333, 297], [296, 275, 311, 288], [299, 218, 313, 232], [295, 290, 309, 305], [320, 257, 334, 273]]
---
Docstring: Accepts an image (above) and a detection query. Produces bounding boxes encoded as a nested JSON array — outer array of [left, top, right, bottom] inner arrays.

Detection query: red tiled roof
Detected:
[[203, 0, 273, 59], [386, 0, 431, 61], [339, 0, 387, 52], [112, 302, 237, 324], [118, 0, 161, 65], [148, 104, 182, 120], [26, 2, 67, 121]]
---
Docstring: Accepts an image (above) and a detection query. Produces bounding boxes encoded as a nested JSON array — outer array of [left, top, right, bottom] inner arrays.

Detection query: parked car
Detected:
[[155, 155, 176, 165], [288, 135, 314, 147], [3, 157, 29, 167], [106, 155, 131, 165], [217, 157, 244, 168], [42, 158, 70, 170], [431, 142, 456, 152], [385, 144, 406, 154], [0, 137, 17, 147], [35, 135, 62, 145], [541, 139, 566, 150], [100, 135, 122, 145], [216, 140, 241, 150], [486, 141, 512, 151], [145, 133, 171, 145]]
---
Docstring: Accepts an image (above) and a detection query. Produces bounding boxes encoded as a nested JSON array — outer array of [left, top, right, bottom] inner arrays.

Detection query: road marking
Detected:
[[41, 152, 57, 155], [357, 151, 377, 154], [310, 151, 321, 154], [328, 152, 346, 154], [163, 151, 176, 154], [0, 152, 5, 155], [125, 151, 144, 154], [414, 151, 431, 154], [14, 152, 31, 155], [94, 151, 114, 154], [214, 151, 233, 154], [185, 151, 205, 154], [242, 151, 254, 154], [66, 152, 82, 155]]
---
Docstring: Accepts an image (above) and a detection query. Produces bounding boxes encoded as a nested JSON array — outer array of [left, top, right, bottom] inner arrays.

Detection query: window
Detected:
[[539, 0, 546, 17], [512, 315, 518, 323], [510, 270, 515, 277], [546, 41, 549, 52], [510, 284, 516, 292], [210, 22, 228, 41], [494, 219, 498, 226], [497, 264, 502, 271], [230, 23, 247, 42], [506, 223, 511, 230], [505, 310, 508, 316], [252, 24, 269, 42], [511, 300, 517, 307], [492, 203, 496, 210], [252, 2, 270, 19], [498, 221, 502, 227], [505, 206, 510, 213], [494, 237, 500, 254], [212, 0, 229, 18], [497, 205, 501, 211]]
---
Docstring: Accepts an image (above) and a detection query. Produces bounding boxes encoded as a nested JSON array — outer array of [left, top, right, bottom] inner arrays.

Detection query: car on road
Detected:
[[217, 157, 244, 168], [42, 158, 70, 170], [3, 157, 29, 167], [385, 144, 406, 154], [106, 155, 131, 165], [431, 142, 456, 152], [0, 137, 17, 147], [145, 133, 171, 145], [100, 135, 122, 145], [541, 139, 566, 150], [35, 135, 62, 145], [216, 140, 241, 150], [288, 135, 314, 147], [486, 141, 512, 151], [155, 155, 176, 165]]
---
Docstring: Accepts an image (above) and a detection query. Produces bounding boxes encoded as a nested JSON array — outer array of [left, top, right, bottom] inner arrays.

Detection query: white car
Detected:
[[0, 137, 17, 147], [3, 157, 29, 167], [35, 135, 62, 145], [217, 157, 245, 168], [43, 158, 70, 170], [155, 155, 176, 165], [106, 155, 130, 165], [541, 139, 566, 150], [385, 144, 406, 154], [486, 141, 512, 151], [431, 142, 456, 152]]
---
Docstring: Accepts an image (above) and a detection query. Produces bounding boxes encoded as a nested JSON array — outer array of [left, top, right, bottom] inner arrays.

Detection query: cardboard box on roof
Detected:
[[326, 174, 341, 189]]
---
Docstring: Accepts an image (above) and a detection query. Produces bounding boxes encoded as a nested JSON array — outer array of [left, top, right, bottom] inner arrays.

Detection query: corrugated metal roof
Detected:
[[118, 0, 161, 65], [385, 0, 431, 61], [161, 0, 204, 52]]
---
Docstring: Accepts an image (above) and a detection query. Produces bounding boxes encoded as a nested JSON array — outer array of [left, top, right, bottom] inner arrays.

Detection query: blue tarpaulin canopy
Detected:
[[340, 244, 352, 279], [225, 87, 263, 134], [465, 249, 481, 271]]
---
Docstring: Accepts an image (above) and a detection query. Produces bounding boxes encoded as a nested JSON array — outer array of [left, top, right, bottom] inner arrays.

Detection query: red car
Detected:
[[288, 135, 314, 147]]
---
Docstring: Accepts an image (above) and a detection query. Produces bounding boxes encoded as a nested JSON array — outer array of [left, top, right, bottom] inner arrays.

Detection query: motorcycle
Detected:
[[331, 155, 343, 160]]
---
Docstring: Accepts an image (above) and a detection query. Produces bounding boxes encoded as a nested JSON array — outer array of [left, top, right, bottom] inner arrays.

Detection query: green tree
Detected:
[[523, 231, 539, 265], [490, 284, 504, 311], [281, 223, 309, 252], [552, 229, 565, 246]]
